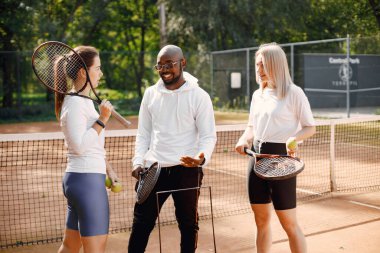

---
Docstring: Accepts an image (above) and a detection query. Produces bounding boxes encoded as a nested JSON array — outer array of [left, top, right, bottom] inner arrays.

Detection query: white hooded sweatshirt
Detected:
[[132, 72, 217, 168]]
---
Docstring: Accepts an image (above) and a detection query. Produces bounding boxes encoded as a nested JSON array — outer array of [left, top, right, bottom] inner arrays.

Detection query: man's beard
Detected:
[[162, 68, 183, 86]]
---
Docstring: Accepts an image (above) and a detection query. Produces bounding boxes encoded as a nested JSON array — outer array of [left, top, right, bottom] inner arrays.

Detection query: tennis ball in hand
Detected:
[[111, 182, 123, 193], [105, 177, 112, 188], [288, 139, 298, 150]]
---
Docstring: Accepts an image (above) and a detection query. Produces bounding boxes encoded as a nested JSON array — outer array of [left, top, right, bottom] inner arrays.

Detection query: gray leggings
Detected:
[[62, 172, 109, 236]]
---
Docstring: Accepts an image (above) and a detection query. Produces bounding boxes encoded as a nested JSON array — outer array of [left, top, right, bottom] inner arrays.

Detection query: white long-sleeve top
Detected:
[[60, 96, 106, 174], [133, 72, 217, 168], [248, 84, 315, 143]]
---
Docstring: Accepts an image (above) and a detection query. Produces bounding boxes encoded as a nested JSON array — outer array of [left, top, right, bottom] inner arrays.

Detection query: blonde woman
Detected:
[[235, 43, 316, 253]]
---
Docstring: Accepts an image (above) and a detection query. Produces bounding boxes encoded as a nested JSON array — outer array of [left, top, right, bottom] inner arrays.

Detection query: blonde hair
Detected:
[[255, 43, 293, 99]]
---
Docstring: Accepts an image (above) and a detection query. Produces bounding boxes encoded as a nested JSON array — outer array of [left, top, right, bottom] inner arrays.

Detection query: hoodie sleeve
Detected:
[[132, 88, 152, 168], [195, 89, 217, 166]]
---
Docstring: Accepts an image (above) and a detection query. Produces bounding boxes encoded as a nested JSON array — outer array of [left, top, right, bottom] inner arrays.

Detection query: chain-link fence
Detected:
[[1, 36, 380, 122], [211, 35, 380, 116], [0, 50, 154, 121], [0, 49, 214, 122]]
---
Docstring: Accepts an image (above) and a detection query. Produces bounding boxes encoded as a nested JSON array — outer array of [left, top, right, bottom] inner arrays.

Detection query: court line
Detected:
[[273, 217, 380, 244], [348, 200, 380, 211], [296, 188, 322, 195], [340, 142, 380, 149], [207, 167, 322, 196], [206, 167, 246, 179]]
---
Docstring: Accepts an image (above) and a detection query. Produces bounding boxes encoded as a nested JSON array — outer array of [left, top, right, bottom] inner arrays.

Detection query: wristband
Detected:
[[95, 119, 105, 128], [199, 158, 206, 166]]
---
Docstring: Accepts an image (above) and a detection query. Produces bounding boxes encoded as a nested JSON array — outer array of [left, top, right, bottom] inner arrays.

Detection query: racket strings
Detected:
[[255, 157, 303, 178], [33, 44, 85, 94], [136, 163, 161, 204]]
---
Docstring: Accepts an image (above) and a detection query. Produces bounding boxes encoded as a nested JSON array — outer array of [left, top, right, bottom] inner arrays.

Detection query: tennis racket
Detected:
[[136, 162, 161, 204], [244, 147, 304, 180], [31, 41, 131, 127]]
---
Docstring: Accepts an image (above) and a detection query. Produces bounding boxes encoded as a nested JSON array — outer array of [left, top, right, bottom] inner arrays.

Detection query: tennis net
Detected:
[[1, 116, 380, 248]]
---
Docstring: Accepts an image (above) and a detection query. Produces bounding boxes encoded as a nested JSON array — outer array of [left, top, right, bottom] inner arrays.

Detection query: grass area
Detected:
[[1, 89, 379, 125], [0, 89, 141, 124], [214, 110, 249, 124]]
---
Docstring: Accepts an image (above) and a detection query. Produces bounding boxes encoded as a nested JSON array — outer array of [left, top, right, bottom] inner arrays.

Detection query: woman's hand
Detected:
[[235, 127, 253, 155], [106, 165, 120, 185], [98, 99, 113, 124], [286, 137, 298, 156], [235, 138, 249, 155]]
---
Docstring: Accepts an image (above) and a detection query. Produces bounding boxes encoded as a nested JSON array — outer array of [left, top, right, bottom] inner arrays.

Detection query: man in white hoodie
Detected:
[[128, 45, 217, 253]]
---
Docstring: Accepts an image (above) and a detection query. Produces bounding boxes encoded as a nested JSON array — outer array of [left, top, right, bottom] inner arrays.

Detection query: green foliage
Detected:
[[0, 89, 140, 123], [212, 96, 249, 112], [0, 103, 56, 123], [163, 0, 379, 52], [1, 0, 380, 123]]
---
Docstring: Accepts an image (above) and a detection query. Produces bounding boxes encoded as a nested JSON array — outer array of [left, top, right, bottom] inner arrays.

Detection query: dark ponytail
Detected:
[[54, 46, 99, 121], [54, 57, 67, 121]]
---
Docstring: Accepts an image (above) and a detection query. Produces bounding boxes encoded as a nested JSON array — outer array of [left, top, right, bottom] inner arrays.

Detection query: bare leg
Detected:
[[276, 208, 307, 253], [81, 234, 108, 253], [251, 204, 272, 253], [58, 229, 82, 253]]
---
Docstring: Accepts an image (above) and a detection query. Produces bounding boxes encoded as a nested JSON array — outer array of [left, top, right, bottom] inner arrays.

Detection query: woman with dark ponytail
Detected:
[[56, 46, 120, 253], [54, 56, 67, 121]]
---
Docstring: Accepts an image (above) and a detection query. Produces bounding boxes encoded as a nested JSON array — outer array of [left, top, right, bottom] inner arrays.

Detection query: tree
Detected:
[[162, 0, 379, 52], [163, 0, 310, 51], [369, 0, 380, 27], [65, 0, 159, 98], [0, 1, 37, 107]]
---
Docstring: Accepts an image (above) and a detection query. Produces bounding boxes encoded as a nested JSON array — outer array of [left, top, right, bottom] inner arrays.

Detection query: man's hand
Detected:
[[180, 152, 205, 167], [131, 165, 145, 179]]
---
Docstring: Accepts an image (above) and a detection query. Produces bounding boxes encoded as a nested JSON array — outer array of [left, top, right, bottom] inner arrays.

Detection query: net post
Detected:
[[290, 44, 294, 80], [346, 34, 351, 118], [207, 186, 217, 253], [329, 121, 337, 192], [246, 49, 250, 110], [156, 192, 163, 253]]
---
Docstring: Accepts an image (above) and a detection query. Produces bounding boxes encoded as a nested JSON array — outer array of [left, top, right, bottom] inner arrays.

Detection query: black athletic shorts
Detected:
[[247, 140, 297, 210]]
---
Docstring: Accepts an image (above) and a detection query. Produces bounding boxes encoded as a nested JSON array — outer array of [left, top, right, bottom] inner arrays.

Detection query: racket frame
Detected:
[[31, 41, 131, 127], [136, 162, 162, 204], [244, 147, 305, 180]]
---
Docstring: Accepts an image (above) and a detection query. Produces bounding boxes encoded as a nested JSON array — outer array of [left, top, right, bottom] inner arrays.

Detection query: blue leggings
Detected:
[[62, 172, 109, 236]]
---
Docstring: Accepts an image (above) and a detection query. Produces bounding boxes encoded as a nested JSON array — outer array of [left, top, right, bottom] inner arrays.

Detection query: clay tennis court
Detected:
[[1, 115, 380, 253]]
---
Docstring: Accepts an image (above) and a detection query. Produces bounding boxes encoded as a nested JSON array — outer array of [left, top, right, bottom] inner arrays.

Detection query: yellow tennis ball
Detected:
[[105, 177, 112, 189], [111, 182, 123, 193], [288, 140, 298, 150]]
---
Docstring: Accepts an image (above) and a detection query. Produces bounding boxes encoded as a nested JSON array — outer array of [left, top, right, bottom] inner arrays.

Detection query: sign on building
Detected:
[[303, 54, 380, 108]]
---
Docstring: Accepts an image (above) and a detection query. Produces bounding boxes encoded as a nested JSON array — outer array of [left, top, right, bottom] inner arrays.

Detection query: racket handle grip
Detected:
[[243, 148, 282, 158], [244, 147, 255, 157], [111, 109, 132, 127]]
